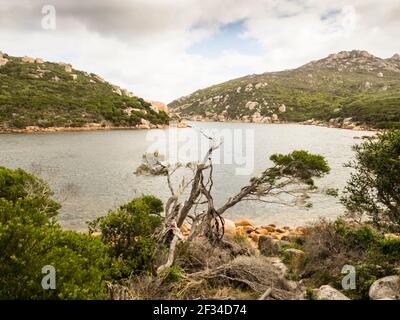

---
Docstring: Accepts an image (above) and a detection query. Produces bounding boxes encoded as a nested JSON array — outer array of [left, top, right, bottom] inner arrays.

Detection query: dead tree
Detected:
[[135, 134, 330, 273]]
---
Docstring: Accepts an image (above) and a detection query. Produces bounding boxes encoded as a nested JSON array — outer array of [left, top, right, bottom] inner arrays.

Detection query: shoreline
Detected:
[[0, 119, 379, 135], [183, 118, 378, 132], [0, 122, 190, 134]]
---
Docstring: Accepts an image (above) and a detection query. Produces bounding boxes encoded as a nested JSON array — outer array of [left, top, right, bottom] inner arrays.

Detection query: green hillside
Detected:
[[0, 52, 169, 130], [169, 50, 400, 129]]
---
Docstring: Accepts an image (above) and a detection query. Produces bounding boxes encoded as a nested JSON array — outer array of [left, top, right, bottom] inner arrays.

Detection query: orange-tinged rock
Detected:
[[256, 228, 271, 236], [261, 225, 275, 232], [235, 226, 247, 236], [235, 219, 253, 227], [295, 226, 305, 233], [249, 232, 260, 243], [181, 224, 190, 235]]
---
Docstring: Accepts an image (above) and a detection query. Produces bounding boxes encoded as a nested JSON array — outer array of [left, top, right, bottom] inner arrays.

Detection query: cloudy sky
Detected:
[[0, 0, 399, 103]]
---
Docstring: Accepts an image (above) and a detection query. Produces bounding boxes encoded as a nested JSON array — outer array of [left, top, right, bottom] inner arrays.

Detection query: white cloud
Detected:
[[0, 0, 399, 102]]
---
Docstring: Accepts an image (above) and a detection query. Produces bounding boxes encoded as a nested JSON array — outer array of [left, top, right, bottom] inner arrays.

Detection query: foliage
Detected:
[[0, 166, 60, 218], [268, 150, 330, 186], [341, 130, 400, 232], [338, 263, 396, 300], [161, 265, 183, 284], [304, 288, 318, 300], [0, 167, 112, 299], [0, 55, 169, 129], [169, 52, 400, 129], [302, 219, 400, 300], [88, 195, 164, 278]]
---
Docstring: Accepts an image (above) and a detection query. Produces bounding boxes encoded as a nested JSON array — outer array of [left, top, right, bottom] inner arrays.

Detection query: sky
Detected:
[[0, 0, 399, 103]]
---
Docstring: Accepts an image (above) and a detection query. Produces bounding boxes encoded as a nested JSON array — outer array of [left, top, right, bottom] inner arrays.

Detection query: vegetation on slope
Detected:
[[0, 52, 169, 130], [169, 50, 400, 129]]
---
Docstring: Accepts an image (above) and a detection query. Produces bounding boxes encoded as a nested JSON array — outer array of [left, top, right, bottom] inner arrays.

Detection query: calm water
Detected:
[[0, 122, 374, 230]]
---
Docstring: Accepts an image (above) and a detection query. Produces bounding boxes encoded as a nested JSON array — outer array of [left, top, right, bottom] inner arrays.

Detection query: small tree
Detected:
[[135, 136, 330, 273], [341, 130, 400, 232]]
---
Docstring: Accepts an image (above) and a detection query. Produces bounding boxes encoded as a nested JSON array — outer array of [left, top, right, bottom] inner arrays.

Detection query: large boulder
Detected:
[[0, 56, 8, 66], [316, 285, 350, 300], [140, 118, 151, 126], [147, 101, 169, 114], [278, 104, 286, 113], [245, 101, 259, 110], [369, 276, 400, 300], [22, 56, 35, 63]]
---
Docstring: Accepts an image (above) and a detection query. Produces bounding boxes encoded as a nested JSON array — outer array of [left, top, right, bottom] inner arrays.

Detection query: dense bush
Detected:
[[0, 167, 113, 299], [88, 195, 164, 278], [341, 130, 400, 232]]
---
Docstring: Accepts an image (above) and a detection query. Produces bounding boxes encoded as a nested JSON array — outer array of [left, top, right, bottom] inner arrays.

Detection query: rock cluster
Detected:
[[22, 56, 35, 63], [302, 117, 370, 131], [0, 123, 171, 134], [181, 218, 304, 247], [304, 50, 400, 73]]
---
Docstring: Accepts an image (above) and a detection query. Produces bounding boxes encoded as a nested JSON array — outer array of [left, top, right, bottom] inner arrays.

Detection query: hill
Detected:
[[169, 50, 400, 129], [0, 51, 169, 131]]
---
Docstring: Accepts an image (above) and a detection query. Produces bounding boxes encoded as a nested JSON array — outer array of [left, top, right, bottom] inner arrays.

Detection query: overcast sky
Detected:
[[0, 0, 399, 103]]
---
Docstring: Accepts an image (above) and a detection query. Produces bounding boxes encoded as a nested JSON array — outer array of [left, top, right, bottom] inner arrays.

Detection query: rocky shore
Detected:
[[179, 218, 400, 300], [180, 115, 376, 132], [0, 121, 189, 134], [181, 218, 305, 252], [299, 117, 378, 131]]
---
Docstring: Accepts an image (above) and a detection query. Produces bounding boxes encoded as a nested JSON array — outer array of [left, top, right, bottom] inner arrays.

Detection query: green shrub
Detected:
[[337, 263, 396, 300], [302, 219, 400, 299], [0, 167, 113, 299], [162, 265, 183, 284], [334, 219, 381, 249], [89, 195, 163, 278], [341, 130, 400, 232], [378, 238, 400, 261]]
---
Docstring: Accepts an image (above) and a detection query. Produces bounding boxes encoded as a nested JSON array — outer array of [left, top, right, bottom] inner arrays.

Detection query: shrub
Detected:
[[301, 219, 400, 299], [0, 166, 60, 218], [341, 130, 400, 232], [162, 265, 183, 284], [0, 167, 113, 299], [88, 195, 163, 278]]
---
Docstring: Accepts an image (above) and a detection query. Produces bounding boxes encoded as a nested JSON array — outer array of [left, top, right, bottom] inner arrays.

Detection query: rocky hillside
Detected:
[[169, 50, 400, 129], [0, 51, 169, 131]]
